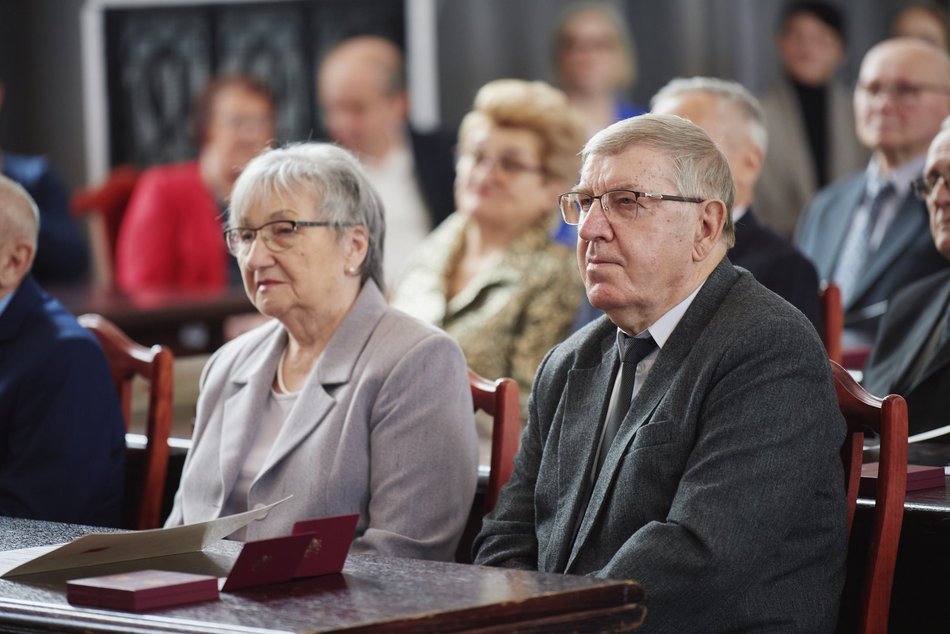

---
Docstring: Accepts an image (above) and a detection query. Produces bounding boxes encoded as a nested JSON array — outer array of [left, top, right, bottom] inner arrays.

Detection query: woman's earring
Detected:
[[347, 266, 358, 275]]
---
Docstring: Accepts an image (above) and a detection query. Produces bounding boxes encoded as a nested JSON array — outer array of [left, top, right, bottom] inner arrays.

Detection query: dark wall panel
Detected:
[[103, 0, 403, 168]]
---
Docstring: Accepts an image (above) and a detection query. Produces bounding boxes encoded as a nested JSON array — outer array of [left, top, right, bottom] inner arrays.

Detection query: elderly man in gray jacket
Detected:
[[474, 114, 847, 633]]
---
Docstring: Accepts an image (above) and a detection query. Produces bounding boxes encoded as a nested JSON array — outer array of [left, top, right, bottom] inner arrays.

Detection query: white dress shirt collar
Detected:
[[620, 279, 706, 350]]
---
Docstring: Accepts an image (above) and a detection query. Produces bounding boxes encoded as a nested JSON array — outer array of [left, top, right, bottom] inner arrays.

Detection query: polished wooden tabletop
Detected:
[[50, 284, 251, 324], [48, 284, 255, 354], [0, 518, 645, 633], [858, 444, 950, 526], [854, 444, 950, 632]]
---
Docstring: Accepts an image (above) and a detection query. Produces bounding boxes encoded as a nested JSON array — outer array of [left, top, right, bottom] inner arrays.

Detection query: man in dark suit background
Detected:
[[317, 36, 455, 284], [863, 120, 950, 438], [796, 38, 950, 344], [0, 175, 125, 526], [651, 76, 823, 334], [473, 114, 846, 633]]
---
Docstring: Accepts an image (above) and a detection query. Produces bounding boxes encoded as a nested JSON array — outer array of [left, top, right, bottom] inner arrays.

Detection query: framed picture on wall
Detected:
[[84, 0, 405, 173]]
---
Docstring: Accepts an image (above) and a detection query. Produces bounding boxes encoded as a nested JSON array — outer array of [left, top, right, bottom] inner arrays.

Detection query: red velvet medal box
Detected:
[[859, 462, 946, 497], [67, 569, 219, 612]]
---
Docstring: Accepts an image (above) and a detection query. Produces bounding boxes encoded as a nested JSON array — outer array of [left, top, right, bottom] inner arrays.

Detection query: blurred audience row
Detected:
[[6, 1, 950, 535]]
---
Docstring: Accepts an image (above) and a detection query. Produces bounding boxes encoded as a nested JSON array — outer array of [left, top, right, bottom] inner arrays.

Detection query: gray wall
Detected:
[[436, 0, 911, 135], [0, 0, 926, 191], [0, 0, 85, 190]]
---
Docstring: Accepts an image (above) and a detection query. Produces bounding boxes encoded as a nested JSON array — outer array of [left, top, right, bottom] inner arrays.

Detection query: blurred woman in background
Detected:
[[117, 75, 275, 293], [391, 79, 586, 452], [551, 2, 644, 138]]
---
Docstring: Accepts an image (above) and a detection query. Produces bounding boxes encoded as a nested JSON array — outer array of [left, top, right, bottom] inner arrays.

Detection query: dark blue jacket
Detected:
[[0, 276, 124, 526]]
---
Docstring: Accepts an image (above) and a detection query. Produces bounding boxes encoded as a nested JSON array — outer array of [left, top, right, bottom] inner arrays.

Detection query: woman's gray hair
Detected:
[[582, 113, 736, 246], [229, 142, 386, 291]]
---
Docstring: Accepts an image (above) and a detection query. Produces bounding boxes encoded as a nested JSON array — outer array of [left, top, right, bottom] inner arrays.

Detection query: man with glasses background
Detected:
[[796, 37, 950, 345], [863, 119, 950, 439], [474, 114, 847, 633], [651, 76, 823, 335]]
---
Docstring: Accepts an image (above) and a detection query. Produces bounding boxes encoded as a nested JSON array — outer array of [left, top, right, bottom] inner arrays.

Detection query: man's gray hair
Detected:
[[229, 142, 386, 292], [650, 76, 768, 155], [0, 175, 40, 248], [582, 113, 736, 245]]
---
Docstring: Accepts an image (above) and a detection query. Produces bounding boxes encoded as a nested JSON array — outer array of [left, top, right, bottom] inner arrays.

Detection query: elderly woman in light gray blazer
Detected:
[[165, 143, 478, 561]]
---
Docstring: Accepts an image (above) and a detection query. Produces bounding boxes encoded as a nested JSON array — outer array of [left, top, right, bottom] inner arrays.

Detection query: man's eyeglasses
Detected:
[[224, 218, 351, 257], [911, 172, 950, 200], [558, 189, 704, 225], [856, 81, 950, 103], [456, 149, 545, 178]]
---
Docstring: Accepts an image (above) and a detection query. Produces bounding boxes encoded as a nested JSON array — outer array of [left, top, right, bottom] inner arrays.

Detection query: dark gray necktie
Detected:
[[836, 181, 895, 305], [594, 333, 658, 477], [569, 332, 658, 551]]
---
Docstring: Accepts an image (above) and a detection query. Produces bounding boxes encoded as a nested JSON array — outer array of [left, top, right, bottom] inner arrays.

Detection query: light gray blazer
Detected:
[[166, 281, 479, 561], [474, 260, 848, 633], [755, 77, 867, 239]]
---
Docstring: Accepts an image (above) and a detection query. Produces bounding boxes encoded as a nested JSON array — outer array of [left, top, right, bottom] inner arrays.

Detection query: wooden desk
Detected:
[[49, 285, 255, 355], [0, 518, 644, 633], [855, 447, 950, 633]]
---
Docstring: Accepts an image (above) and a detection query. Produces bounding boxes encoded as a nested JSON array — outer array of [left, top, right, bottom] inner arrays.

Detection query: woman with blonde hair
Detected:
[[392, 79, 587, 450]]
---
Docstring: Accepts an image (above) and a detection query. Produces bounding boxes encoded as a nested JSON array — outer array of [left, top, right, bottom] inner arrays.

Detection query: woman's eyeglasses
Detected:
[[223, 218, 352, 257]]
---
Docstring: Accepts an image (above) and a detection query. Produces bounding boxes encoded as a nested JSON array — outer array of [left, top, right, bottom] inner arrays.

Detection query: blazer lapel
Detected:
[[918, 334, 950, 389], [544, 335, 616, 573], [219, 325, 286, 500], [252, 281, 388, 485], [912, 284, 950, 389], [565, 376, 663, 571], [565, 260, 740, 571], [884, 283, 948, 392], [849, 195, 928, 310]]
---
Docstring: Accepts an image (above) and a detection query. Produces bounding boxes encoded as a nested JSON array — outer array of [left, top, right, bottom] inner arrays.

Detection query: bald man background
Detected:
[[0, 175, 125, 526], [651, 76, 823, 334], [318, 35, 455, 283], [796, 37, 950, 343]]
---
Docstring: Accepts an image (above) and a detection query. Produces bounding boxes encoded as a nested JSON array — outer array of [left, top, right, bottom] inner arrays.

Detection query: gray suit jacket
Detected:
[[166, 281, 479, 561], [755, 78, 866, 239], [474, 260, 847, 633], [795, 171, 949, 338], [863, 269, 950, 436]]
